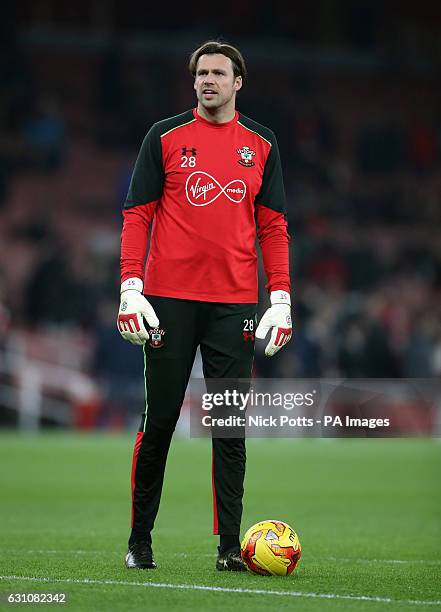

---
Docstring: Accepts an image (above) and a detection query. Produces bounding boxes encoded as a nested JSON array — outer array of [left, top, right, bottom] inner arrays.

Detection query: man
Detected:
[[117, 41, 292, 571]]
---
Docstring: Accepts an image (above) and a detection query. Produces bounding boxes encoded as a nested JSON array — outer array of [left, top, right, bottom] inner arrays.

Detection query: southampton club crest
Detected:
[[237, 146, 256, 167], [148, 327, 165, 349]]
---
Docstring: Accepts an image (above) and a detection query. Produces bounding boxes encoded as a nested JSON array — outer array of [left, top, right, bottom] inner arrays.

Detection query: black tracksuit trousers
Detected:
[[129, 296, 256, 545]]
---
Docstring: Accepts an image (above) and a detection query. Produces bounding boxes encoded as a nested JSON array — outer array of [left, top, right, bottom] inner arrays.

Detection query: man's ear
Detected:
[[235, 76, 243, 92]]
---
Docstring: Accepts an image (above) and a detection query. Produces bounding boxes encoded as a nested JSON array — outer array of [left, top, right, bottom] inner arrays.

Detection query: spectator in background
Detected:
[[356, 114, 405, 176], [93, 300, 145, 429], [25, 231, 78, 326], [0, 36, 36, 202], [404, 316, 437, 378], [407, 120, 438, 173], [22, 93, 66, 171]]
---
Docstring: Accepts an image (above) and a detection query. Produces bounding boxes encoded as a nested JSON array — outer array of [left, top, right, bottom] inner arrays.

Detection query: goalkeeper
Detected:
[[118, 40, 292, 571]]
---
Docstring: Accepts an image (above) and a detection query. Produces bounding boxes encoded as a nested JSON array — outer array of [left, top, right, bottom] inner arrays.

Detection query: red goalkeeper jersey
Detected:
[[120, 108, 290, 303]]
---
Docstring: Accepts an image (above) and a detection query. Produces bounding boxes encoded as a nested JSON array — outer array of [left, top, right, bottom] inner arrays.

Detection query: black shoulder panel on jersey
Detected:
[[155, 109, 195, 138], [124, 110, 194, 209], [238, 114, 287, 215], [124, 122, 163, 209], [237, 113, 275, 147]]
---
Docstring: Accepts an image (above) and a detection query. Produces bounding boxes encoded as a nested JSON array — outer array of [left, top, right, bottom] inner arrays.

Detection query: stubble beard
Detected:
[[198, 88, 235, 114]]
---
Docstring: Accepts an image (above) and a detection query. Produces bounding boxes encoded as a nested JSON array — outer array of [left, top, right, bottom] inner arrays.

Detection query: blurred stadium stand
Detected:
[[1, 1, 440, 429]]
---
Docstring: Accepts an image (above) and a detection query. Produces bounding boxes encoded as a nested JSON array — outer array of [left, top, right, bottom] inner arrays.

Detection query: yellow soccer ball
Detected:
[[241, 519, 301, 576]]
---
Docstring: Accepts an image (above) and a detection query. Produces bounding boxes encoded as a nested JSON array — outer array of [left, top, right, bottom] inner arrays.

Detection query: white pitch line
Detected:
[[0, 575, 440, 607], [323, 556, 441, 566], [11, 550, 441, 565]]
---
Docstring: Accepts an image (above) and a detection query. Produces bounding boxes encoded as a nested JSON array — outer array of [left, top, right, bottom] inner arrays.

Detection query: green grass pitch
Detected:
[[0, 433, 440, 611]]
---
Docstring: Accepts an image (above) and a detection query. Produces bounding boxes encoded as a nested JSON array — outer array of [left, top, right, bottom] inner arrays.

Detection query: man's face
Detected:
[[194, 53, 242, 111]]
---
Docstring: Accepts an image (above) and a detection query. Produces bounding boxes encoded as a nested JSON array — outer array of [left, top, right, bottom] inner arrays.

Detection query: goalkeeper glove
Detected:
[[117, 278, 159, 346], [256, 290, 292, 357]]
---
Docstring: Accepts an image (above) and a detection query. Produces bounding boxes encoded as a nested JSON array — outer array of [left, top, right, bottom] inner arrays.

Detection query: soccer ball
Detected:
[[241, 520, 301, 576]]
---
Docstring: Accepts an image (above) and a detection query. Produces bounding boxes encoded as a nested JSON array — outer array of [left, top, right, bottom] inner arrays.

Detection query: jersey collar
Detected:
[[193, 108, 239, 128]]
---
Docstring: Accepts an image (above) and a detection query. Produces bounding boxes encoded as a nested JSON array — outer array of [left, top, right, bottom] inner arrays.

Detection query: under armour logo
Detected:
[[182, 147, 197, 156]]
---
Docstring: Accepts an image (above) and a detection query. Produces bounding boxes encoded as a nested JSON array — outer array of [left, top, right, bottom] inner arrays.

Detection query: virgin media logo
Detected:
[[185, 171, 247, 207]]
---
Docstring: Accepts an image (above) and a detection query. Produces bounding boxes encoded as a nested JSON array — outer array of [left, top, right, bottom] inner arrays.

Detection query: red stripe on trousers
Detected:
[[211, 447, 219, 535], [130, 431, 144, 528]]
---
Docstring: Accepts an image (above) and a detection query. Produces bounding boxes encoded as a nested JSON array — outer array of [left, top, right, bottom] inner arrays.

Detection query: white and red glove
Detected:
[[256, 290, 292, 357], [117, 278, 159, 346]]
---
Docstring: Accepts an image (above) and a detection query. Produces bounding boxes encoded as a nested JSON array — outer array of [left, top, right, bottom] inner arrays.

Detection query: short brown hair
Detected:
[[189, 40, 247, 81]]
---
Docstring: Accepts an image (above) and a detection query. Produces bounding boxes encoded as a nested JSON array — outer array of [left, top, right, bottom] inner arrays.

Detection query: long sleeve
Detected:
[[120, 202, 157, 282], [120, 122, 164, 284], [256, 204, 290, 293], [254, 133, 291, 294]]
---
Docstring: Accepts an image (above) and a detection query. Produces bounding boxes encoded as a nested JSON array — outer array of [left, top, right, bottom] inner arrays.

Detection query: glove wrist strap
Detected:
[[121, 277, 143, 294], [270, 290, 291, 306]]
